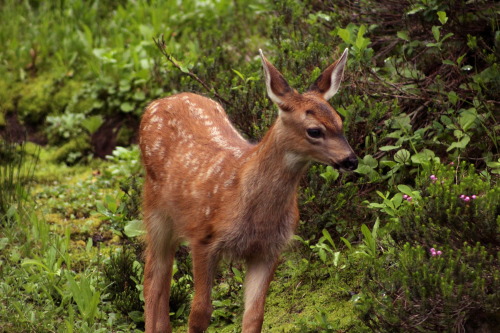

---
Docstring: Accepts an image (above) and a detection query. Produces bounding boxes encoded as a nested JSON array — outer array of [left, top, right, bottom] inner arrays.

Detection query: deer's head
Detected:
[[260, 49, 358, 172]]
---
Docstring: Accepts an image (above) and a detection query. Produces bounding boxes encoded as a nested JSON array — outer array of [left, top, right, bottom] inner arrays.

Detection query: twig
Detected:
[[153, 34, 232, 106], [368, 68, 422, 99]]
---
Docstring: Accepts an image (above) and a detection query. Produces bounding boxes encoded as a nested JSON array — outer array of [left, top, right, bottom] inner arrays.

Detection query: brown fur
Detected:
[[139, 49, 357, 333]]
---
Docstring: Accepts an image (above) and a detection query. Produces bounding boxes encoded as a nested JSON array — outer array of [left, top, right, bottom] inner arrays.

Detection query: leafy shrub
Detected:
[[358, 163, 500, 331], [103, 248, 143, 318], [395, 162, 500, 248], [52, 135, 91, 165]]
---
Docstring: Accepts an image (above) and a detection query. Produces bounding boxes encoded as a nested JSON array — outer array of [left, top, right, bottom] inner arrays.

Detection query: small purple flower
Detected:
[[407, 196, 412, 202], [430, 175, 437, 182], [464, 196, 470, 202], [430, 247, 442, 257], [460, 194, 465, 199], [403, 194, 408, 199], [472, 195, 477, 199], [449, 162, 455, 165]]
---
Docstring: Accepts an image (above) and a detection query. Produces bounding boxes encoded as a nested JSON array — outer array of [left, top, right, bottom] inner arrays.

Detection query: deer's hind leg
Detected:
[[188, 242, 219, 333], [143, 204, 178, 333]]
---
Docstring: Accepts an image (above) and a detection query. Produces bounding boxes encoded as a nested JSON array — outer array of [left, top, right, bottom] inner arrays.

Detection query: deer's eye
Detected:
[[306, 128, 323, 139]]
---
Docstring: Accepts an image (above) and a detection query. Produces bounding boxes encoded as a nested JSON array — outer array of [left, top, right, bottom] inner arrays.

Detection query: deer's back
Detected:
[[139, 93, 252, 225]]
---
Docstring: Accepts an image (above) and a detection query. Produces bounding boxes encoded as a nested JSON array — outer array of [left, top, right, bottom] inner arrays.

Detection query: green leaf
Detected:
[[442, 59, 455, 66], [394, 149, 411, 164], [459, 109, 478, 131], [411, 149, 437, 164], [379, 145, 401, 152], [437, 11, 448, 25], [128, 311, 144, 323], [120, 102, 134, 113], [333, 252, 341, 267], [447, 135, 471, 151], [441, 32, 454, 42], [320, 166, 339, 182], [337, 28, 352, 44], [397, 185, 413, 196], [432, 26, 441, 42], [232, 69, 245, 80], [397, 31, 410, 41], [362, 155, 378, 168], [340, 237, 352, 250], [392, 193, 403, 208], [133, 91, 146, 101], [322, 229, 336, 249], [81, 115, 104, 135], [447, 91, 458, 105], [124, 220, 146, 238]]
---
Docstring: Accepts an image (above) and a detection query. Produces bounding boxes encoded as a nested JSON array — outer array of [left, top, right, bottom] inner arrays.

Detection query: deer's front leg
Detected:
[[188, 244, 217, 333], [242, 257, 278, 333]]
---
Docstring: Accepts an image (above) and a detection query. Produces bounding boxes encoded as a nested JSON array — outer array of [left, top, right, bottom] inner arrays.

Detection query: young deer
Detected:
[[139, 48, 357, 333]]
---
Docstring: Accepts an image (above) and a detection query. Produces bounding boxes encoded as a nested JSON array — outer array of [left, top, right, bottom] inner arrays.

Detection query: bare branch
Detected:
[[153, 34, 232, 106]]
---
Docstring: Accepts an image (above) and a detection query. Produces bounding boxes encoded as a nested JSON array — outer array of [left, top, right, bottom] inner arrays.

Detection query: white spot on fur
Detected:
[[150, 115, 163, 124], [152, 139, 162, 152], [205, 207, 211, 217], [284, 151, 304, 170], [224, 171, 236, 187], [205, 155, 225, 180]]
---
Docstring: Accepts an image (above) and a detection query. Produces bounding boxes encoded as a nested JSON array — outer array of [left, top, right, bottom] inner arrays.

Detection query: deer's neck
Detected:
[[237, 120, 309, 216]]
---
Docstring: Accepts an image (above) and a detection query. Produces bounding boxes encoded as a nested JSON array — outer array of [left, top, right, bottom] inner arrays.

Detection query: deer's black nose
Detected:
[[340, 155, 358, 171]]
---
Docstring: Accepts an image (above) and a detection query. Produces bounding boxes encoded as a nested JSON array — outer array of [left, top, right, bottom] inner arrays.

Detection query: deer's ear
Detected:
[[259, 49, 292, 105], [309, 48, 349, 100]]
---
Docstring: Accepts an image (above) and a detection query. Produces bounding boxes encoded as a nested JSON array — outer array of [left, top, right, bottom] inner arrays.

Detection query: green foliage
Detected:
[[0, 141, 38, 224], [358, 163, 500, 331], [52, 135, 92, 165], [1, 0, 499, 331], [102, 248, 143, 320]]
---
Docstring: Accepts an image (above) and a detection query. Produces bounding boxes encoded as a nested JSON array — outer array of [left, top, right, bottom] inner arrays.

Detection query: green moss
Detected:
[[53, 79, 84, 113], [17, 73, 58, 124], [52, 135, 91, 164]]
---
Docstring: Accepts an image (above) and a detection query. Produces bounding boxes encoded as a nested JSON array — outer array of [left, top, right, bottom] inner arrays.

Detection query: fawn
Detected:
[[139, 48, 357, 333]]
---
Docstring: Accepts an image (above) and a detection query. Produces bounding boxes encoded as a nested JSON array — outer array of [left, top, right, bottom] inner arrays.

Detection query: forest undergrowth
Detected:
[[1, 0, 499, 332]]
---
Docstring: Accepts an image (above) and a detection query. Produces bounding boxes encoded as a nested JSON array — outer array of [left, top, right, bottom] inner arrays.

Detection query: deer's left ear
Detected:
[[308, 48, 349, 100], [259, 49, 292, 106]]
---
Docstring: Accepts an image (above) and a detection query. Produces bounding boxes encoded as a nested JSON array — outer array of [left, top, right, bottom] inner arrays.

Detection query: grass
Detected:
[[0, 145, 365, 332]]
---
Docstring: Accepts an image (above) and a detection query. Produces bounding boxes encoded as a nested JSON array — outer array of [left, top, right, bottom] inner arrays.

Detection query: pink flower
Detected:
[[430, 248, 442, 257], [403, 194, 408, 199], [472, 195, 477, 199], [407, 196, 412, 202], [464, 196, 470, 202], [460, 195, 465, 199]]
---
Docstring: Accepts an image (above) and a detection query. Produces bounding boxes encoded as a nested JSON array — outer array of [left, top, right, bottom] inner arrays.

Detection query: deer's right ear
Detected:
[[259, 49, 292, 106]]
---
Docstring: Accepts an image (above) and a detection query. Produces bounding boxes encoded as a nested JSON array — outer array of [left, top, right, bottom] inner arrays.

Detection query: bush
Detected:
[[358, 163, 500, 331]]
